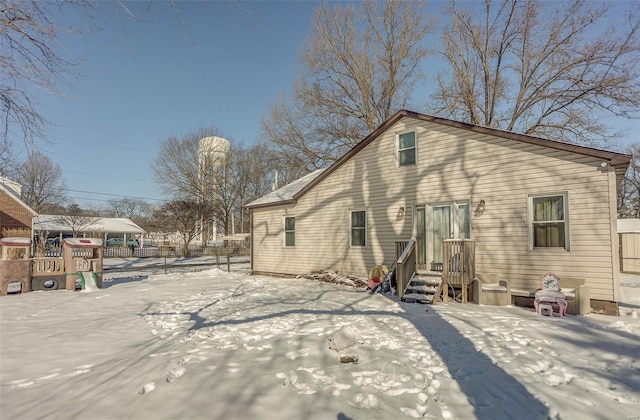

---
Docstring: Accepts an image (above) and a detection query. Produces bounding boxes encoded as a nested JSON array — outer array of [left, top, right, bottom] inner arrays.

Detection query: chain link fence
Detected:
[[620, 271, 640, 287]]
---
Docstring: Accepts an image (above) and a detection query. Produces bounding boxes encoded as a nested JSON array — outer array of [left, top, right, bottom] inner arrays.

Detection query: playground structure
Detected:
[[0, 237, 32, 295], [1, 237, 103, 295], [62, 238, 103, 290]]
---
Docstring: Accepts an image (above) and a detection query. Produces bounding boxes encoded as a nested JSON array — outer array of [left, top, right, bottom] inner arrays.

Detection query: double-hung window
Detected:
[[284, 216, 295, 247], [530, 193, 569, 250], [351, 210, 366, 247], [398, 131, 416, 166]]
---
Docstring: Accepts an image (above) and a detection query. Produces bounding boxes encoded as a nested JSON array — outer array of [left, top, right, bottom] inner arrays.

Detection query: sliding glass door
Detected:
[[432, 205, 452, 267], [415, 202, 470, 271]]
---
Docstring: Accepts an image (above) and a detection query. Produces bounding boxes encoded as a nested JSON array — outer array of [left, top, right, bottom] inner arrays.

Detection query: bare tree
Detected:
[[618, 143, 640, 218], [152, 127, 227, 241], [0, 1, 96, 145], [152, 127, 222, 201], [152, 200, 208, 257], [52, 204, 100, 238], [105, 197, 149, 218], [105, 197, 154, 229], [262, 0, 433, 173], [17, 150, 67, 212], [192, 141, 277, 236], [33, 228, 49, 256], [0, 141, 19, 178], [0, 0, 192, 174], [0, 1, 180, 147], [226, 143, 274, 234], [152, 129, 274, 238], [432, 0, 640, 147]]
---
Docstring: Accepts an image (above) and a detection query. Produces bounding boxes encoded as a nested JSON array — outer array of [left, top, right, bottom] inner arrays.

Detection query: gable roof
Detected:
[[0, 176, 37, 216], [247, 110, 632, 210], [246, 168, 326, 208]]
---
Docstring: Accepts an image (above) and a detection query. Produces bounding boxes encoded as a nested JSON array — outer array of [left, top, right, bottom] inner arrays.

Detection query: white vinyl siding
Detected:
[[284, 216, 295, 247], [250, 118, 619, 301], [398, 131, 416, 166]]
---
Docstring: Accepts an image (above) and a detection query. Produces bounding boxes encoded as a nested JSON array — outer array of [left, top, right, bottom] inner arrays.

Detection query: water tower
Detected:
[[198, 136, 230, 167], [197, 136, 231, 244]]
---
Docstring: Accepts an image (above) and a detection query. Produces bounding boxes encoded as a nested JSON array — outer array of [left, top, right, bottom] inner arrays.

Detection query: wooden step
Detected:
[[411, 277, 442, 287], [403, 272, 444, 305], [406, 284, 438, 294], [402, 293, 435, 304], [416, 270, 443, 278]]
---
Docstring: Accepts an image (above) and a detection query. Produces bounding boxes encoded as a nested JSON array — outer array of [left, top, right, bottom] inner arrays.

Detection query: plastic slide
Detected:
[[80, 272, 99, 292]]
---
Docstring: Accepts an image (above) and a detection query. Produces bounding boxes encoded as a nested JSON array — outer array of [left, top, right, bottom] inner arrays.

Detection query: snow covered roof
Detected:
[[618, 218, 640, 233], [246, 168, 326, 209], [34, 215, 145, 234], [63, 238, 103, 248], [0, 237, 31, 246]]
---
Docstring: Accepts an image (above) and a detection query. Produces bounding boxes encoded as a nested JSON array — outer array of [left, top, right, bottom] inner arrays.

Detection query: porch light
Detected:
[[396, 206, 405, 221], [475, 199, 486, 216]]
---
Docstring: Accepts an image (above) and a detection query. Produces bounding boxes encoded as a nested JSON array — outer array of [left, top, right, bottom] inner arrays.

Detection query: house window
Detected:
[[530, 193, 568, 249], [351, 210, 366, 247], [284, 216, 295, 247], [398, 131, 416, 166]]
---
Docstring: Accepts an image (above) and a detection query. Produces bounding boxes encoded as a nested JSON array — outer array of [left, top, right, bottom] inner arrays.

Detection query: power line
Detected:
[[62, 169, 155, 184], [66, 189, 165, 202], [66, 196, 116, 203], [51, 136, 154, 153]]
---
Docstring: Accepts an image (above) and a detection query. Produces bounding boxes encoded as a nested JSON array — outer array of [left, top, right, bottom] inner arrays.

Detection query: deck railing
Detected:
[[395, 239, 415, 300], [442, 239, 475, 303]]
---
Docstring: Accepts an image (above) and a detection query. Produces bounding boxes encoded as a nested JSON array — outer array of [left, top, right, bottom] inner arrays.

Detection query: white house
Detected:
[[247, 110, 631, 314]]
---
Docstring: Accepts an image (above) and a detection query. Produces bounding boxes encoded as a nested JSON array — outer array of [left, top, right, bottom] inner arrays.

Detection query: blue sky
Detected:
[[25, 1, 639, 208], [38, 1, 320, 207]]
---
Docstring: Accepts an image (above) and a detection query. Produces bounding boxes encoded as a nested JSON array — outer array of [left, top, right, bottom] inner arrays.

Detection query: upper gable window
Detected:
[[530, 193, 569, 250], [398, 131, 416, 166]]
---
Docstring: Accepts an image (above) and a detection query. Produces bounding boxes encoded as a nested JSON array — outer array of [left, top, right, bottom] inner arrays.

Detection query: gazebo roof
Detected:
[[34, 215, 145, 234]]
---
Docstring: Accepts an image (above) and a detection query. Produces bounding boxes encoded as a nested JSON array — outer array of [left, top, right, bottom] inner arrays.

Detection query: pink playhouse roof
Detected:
[[63, 238, 103, 248], [0, 237, 32, 247]]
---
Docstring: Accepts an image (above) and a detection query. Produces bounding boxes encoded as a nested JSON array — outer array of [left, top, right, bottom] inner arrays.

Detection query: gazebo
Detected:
[[33, 215, 146, 244]]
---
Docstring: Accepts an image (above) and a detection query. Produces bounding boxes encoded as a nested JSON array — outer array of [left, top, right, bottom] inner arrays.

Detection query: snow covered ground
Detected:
[[1, 259, 639, 419]]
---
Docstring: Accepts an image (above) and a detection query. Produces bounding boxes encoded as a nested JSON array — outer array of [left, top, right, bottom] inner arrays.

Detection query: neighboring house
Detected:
[[0, 176, 37, 238], [246, 110, 631, 312], [34, 215, 145, 243], [618, 218, 640, 274]]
